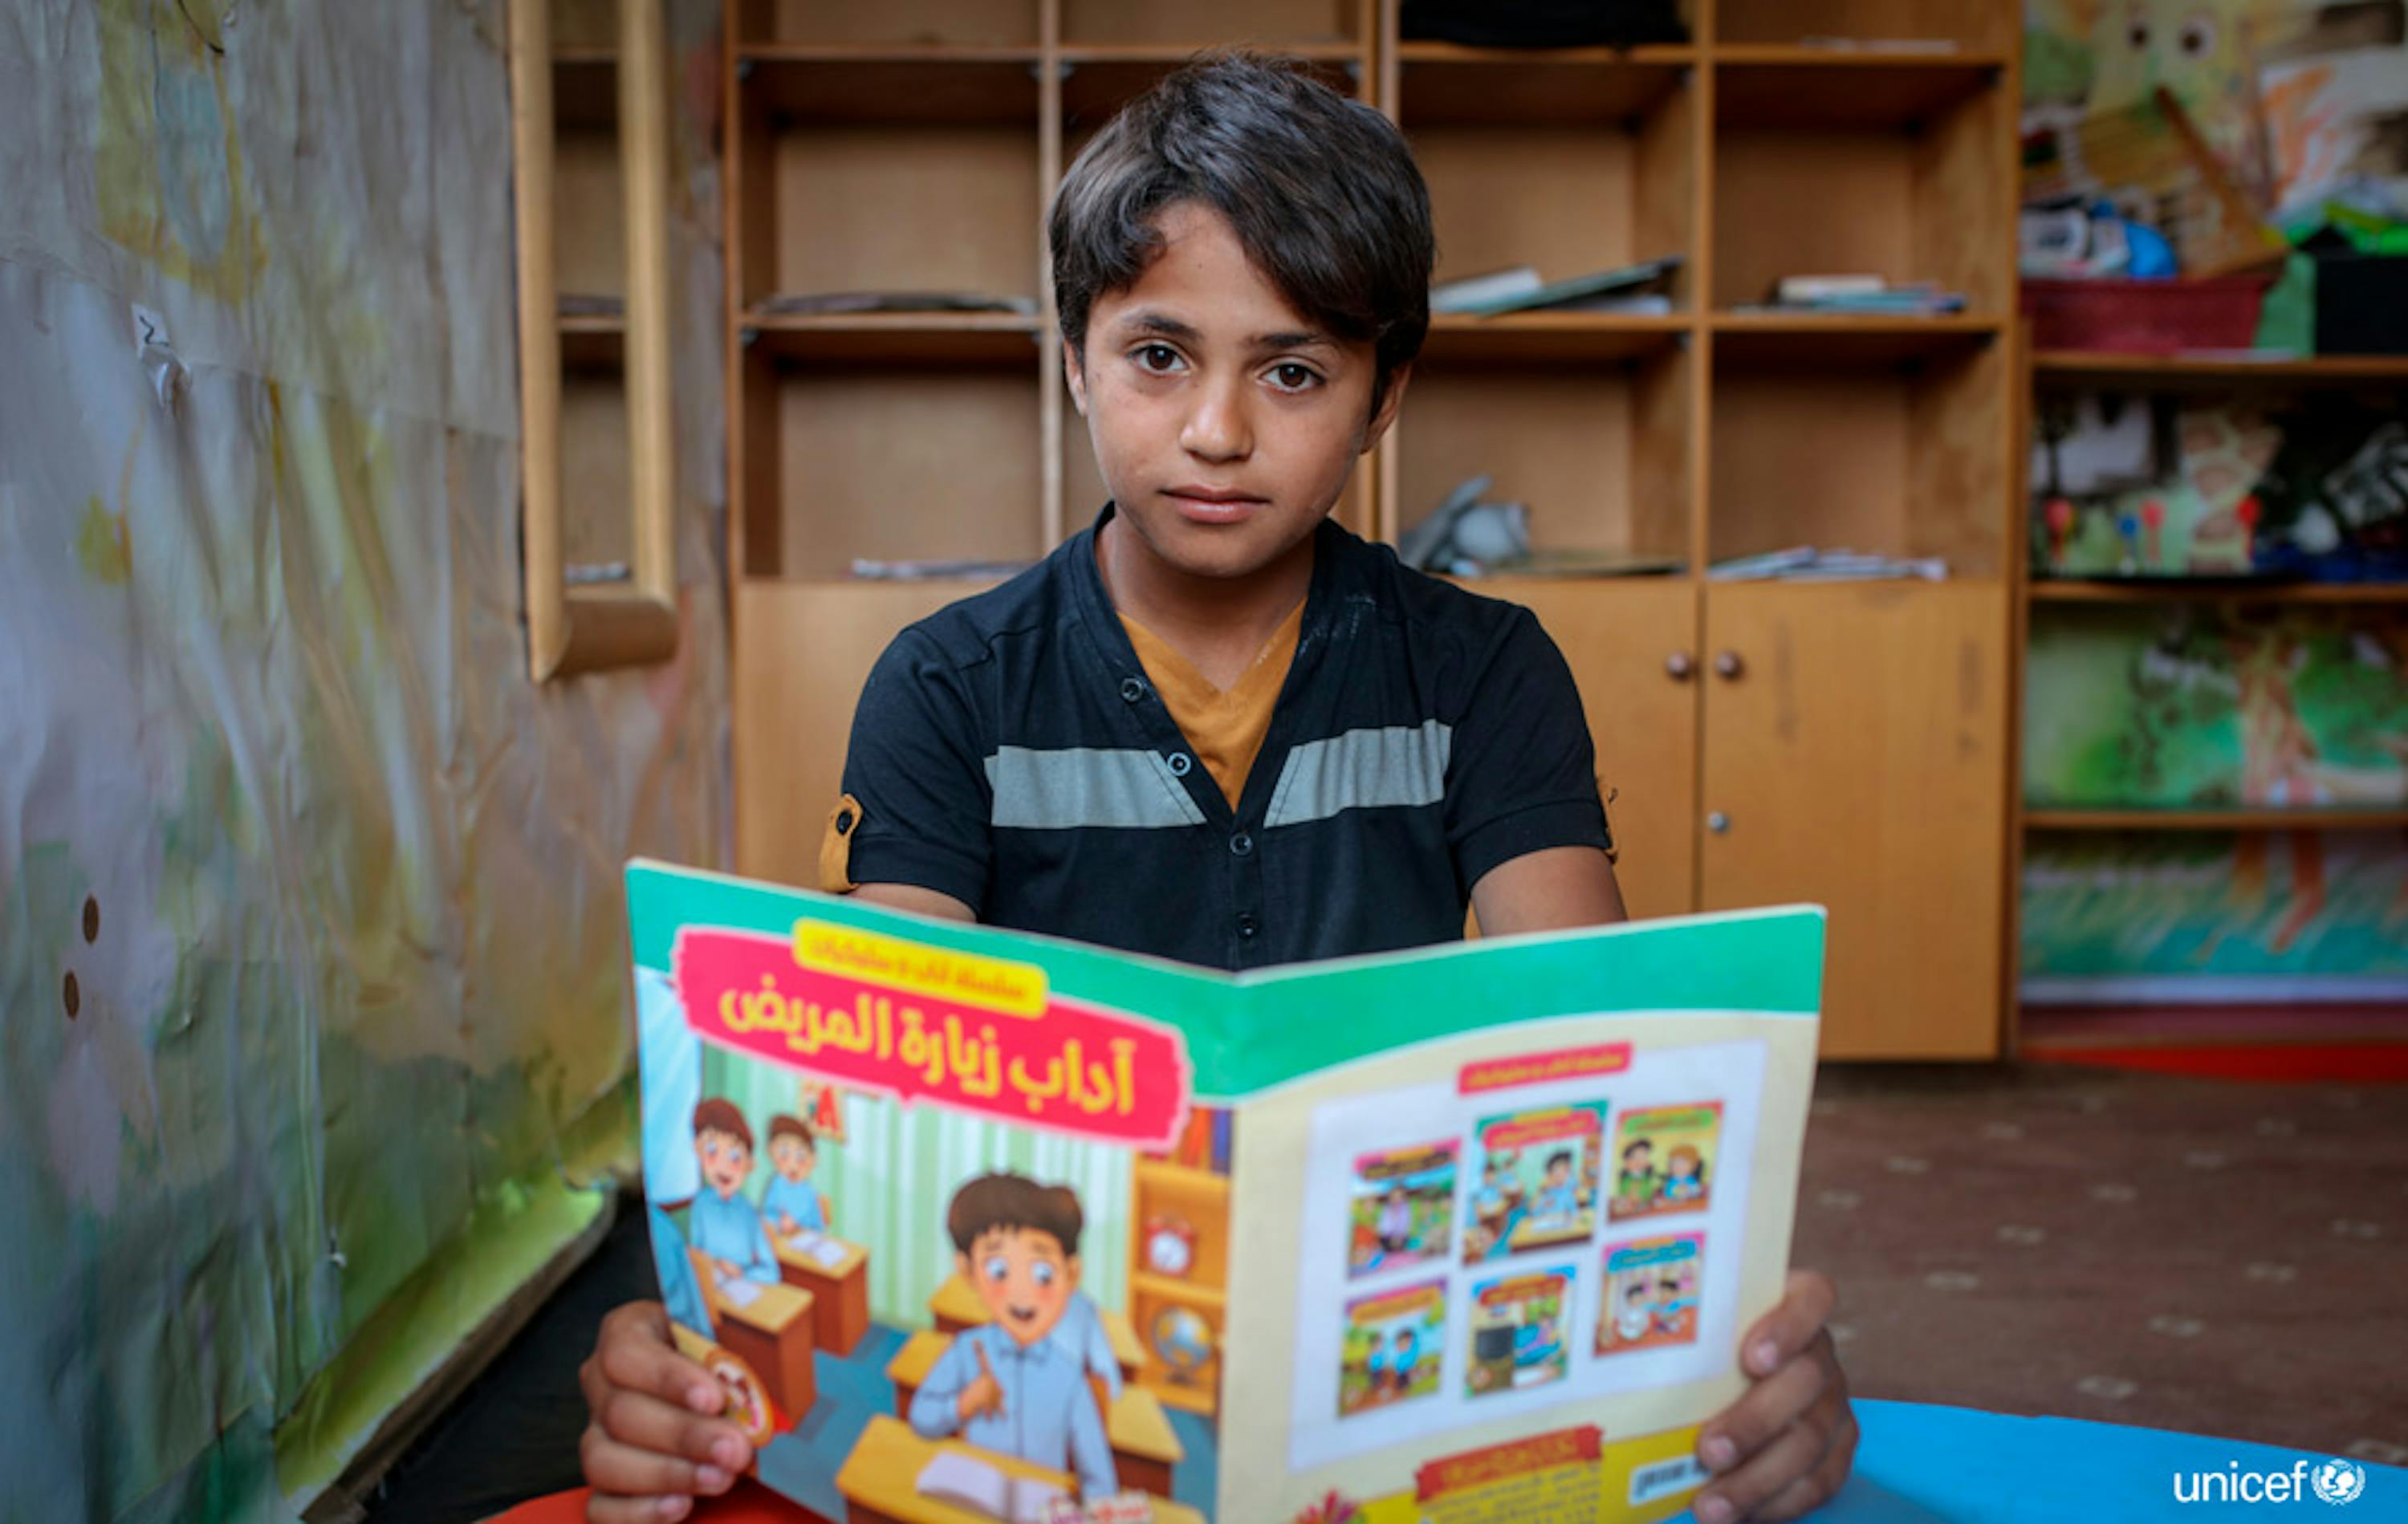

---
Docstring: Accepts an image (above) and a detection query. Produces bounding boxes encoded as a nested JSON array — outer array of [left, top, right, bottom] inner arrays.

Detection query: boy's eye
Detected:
[[982, 1255, 1010, 1282], [1267, 362, 1321, 392], [1133, 343, 1184, 374], [1031, 1261, 1056, 1286]]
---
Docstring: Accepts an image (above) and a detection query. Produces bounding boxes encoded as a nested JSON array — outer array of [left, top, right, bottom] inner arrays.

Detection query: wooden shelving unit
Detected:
[[2019, 347, 2408, 855], [2034, 351, 2408, 384], [726, 0, 2025, 1059]]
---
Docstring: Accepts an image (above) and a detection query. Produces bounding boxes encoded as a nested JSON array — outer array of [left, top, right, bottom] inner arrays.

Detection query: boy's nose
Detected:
[[1180, 377, 1251, 463]]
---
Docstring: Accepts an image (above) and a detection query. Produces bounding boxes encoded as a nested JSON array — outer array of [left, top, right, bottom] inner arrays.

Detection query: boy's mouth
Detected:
[[1007, 1303, 1039, 1325], [1161, 485, 1269, 525]]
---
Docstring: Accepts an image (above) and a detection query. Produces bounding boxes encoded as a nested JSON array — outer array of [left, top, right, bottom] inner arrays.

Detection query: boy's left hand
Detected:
[[1691, 1270, 1856, 1522]]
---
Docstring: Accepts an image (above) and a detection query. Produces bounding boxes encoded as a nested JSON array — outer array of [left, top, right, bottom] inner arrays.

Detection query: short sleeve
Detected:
[[836, 628, 993, 909], [1443, 607, 1613, 891]]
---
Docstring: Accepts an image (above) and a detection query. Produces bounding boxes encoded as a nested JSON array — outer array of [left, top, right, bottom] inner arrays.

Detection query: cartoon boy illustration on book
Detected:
[[689, 1099, 779, 1286], [909, 1172, 1119, 1500], [1662, 1143, 1708, 1204], [1617, 1137, 1658, 1202], [1531, 1149, 1581, 1225], [761, 1114, 829, 1236]]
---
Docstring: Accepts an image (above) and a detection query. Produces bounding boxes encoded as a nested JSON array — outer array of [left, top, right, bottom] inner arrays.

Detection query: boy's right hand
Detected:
[[958, 1342, 1006, 1422], [579, 1300, 750, 1522]]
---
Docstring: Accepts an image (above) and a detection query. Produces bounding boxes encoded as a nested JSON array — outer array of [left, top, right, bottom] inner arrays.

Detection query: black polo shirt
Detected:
[[837, 507, 1612, 971]]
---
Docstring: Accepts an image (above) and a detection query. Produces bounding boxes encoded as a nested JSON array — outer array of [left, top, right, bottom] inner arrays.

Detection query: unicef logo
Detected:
[[2312, 1457, 2367, 1506]]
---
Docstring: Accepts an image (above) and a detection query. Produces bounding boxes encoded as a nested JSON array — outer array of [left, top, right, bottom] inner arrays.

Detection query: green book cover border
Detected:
[[627, 860, 1824, 1099]]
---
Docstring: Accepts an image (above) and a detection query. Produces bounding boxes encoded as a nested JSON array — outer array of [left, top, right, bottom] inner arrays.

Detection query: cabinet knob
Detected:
[[1665, 652, 1695, 681], [1707, 811, 1731, 834], [1713, 650, 1744, 681]]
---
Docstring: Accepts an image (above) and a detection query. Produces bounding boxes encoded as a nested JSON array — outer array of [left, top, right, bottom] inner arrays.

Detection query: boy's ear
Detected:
[[1066, 1254, 1083, 1289], [1062, 338, 1089, 416], [1361, 361, 1413, 455]]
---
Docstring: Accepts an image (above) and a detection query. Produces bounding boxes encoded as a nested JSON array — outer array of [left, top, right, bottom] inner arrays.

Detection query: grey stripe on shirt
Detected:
[[985, 746, 1208, 830], [1264, 721, 1453, 829]]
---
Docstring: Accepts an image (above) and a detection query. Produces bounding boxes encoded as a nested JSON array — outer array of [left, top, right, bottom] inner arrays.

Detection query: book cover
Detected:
[[626, 859, 1824, 1524]]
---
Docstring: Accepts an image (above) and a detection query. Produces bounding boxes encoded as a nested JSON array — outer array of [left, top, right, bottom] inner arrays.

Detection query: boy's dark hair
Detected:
[[693, 1098, 752, 1151], [1546, 1149, 1572, 1172], [1621, 1139, 1652, 1161], [1050, 51, 1435, 408], [947, 1171, 1084, 1258], [768, 1114, 815, 1150]]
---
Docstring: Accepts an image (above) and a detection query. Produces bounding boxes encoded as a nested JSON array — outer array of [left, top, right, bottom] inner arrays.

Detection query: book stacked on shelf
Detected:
[[1431, 256, 1682, 318], [1739, 276, 1967, 316], [1710, 547, 1949, 583]]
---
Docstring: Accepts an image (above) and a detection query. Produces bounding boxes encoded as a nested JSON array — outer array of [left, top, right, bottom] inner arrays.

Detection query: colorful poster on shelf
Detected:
[[2023, 0, 2408, 217], [2019, 606, 2408, 995], [2024, 608, 2408, 813], [627, 860, 1823, 1523]]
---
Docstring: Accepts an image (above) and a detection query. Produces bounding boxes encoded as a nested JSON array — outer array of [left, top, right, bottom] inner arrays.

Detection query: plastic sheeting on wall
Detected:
[[0, 2, 730, 1516]]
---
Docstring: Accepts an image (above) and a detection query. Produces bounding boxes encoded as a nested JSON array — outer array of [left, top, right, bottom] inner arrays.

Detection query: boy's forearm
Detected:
[[1470, 846, 1628, 935], [850, 882, 975, 921]]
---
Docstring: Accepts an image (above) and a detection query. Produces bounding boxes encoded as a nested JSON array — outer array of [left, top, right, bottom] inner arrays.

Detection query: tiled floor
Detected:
[[1794, 1063, 2407, 1470]]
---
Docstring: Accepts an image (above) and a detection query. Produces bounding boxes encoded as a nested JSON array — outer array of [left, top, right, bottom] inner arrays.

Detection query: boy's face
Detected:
[[1066, 201, 1407, 583], [1544, 1157, 1571, 1186], [961, 1226, 1080, 1347], [1625, 1142, 1651, 1171], [771, 1134, 815, 1183], [696, 1128, 751, 1198]]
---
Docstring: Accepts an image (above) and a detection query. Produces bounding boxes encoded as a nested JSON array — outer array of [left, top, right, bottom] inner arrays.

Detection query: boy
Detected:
[[685, 1099, 777, 1288], [759, 1115, 828, 1237], [906, 1173, 1117, 1502], [580, 55, 1853, 1524]]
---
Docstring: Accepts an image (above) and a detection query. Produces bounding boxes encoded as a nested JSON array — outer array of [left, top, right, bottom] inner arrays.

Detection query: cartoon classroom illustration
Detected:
[[640, 1054, 1227, 1524]]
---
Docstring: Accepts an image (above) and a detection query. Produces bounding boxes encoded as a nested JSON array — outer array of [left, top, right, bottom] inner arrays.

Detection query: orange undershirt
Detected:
[[1119, 600, 1305, 810]]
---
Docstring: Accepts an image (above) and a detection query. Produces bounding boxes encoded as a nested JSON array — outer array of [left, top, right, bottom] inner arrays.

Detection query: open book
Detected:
[[629, 859, 1823, 1523], [916, 1449, 1068, 1524]]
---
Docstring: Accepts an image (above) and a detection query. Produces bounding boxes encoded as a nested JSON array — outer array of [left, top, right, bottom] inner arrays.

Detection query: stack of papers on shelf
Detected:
[[1793, 36, 1962, 54], [1432, 256, 1683, 317], [1740, 277, 1966, 315], [1709, 547, 1949, 582]]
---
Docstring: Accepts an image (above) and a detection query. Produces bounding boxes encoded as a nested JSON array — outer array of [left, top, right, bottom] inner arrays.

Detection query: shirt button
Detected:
[[1236, 912, 1260, 940], [1167, 752, 1193, 777], [1229, 831, 1254, 857], [1119, 677, 1147, 704]]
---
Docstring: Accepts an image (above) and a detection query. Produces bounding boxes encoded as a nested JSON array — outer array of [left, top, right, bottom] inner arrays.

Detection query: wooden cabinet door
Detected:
[[1508, 579, 1701, 920], [734, 579, 978, 883], [1699, 583, 2008, 1058]]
